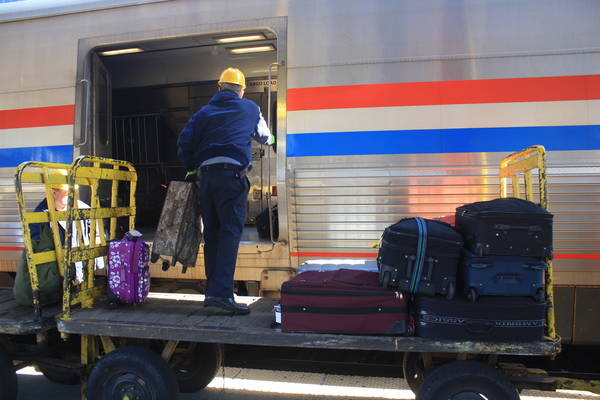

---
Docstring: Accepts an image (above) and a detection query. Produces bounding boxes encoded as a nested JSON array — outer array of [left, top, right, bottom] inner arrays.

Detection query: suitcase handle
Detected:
[[471, 263, 492, 269], [465, 320, 494, 334], [494, 224, 542, 232], [494, 273, 521, 283], [523, 263, 548, 271], [423, 257, 435, 282], [405, 255, 416, 279]]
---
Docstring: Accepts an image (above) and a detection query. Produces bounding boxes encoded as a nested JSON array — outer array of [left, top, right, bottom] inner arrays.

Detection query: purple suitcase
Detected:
[[108, 231, 150, 304]]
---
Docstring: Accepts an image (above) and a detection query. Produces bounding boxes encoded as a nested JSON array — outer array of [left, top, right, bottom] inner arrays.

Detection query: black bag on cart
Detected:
[[460, 250, 547, 302], [377, 218, 463, 298], [414, 295, 546, 342], [455, 197, 553, 258]]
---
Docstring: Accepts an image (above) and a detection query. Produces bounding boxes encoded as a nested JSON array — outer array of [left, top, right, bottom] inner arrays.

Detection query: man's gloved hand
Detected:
[[184, 170, 197, 182], [268, 134, 276, 154]]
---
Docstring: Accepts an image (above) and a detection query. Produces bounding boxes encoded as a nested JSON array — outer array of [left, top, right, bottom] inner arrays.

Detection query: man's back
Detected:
[[178, 90, 260, 170]]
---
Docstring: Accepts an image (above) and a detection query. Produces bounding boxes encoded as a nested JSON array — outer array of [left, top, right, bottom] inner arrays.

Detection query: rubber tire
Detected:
[[416, 360, 520, 400], [87, 346, 178, 400], [38, 363, 80, 385], [0, 346, 17, 400], [402, 352, 426, 394], [171, 343, 222, 393]]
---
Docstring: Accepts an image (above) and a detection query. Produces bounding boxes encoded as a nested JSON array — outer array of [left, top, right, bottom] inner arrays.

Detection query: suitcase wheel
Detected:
[[161, 261, 171, 272], [107, 289, 120, 309], [467, 287, 478, 303], [446, 281, 455, 300], [380, 271, 392, 288], [535, 288, 545, 302]]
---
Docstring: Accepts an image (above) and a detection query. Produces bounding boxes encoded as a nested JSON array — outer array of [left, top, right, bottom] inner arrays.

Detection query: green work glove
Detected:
[[184, 170, 197, 182]]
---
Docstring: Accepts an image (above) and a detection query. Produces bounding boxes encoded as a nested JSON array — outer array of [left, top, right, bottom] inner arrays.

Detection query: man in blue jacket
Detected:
[[178, 67, 274, 315]]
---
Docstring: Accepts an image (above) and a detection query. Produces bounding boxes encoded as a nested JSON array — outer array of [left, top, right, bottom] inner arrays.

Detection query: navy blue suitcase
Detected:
[[455, 198, 553, 258], [460, 250, 547, 302]]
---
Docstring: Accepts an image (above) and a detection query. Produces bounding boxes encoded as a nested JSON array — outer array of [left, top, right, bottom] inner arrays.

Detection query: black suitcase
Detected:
[[414, 295, 546, 342], [256, 205, 278, 240], [378, 218, 463, 298], [460, 250, 547, 302], [456, 198, 553, 258]]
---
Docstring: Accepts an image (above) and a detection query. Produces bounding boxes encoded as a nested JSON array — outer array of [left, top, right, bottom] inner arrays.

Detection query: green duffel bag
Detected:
[[13, 224, 62, 307]]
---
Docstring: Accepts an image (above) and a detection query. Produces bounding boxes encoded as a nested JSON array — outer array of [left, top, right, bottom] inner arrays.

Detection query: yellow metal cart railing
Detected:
[[14, 157, 137, 321], [62, 156, 137, 319], [14, 161, 73, 319], [499, 145, 555, 340]]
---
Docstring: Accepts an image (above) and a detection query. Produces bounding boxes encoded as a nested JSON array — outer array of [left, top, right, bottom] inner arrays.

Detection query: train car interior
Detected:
[[89, 30, 279, 244]]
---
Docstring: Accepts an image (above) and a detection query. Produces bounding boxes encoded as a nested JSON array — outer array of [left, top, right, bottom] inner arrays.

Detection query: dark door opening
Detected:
[[92, 31, 278, 243]]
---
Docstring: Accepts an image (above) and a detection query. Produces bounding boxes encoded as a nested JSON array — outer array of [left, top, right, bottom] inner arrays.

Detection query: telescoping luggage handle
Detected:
[[126, 231, 144, 303]]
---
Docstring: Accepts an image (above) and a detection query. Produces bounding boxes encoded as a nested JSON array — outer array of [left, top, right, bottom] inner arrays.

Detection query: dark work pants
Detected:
[[197, 167, 249, 298]]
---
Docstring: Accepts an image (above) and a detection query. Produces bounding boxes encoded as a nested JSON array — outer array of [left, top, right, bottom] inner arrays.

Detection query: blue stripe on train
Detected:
[[0, 145, 73, 168], [287, 125, 600, 157]]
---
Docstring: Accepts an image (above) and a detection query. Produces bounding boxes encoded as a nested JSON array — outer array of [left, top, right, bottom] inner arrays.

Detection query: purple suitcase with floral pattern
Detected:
[[108, 231, 150, 304]]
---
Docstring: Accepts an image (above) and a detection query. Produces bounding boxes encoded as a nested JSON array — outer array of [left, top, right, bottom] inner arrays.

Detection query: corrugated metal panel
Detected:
[[0, 167, 22, 271], [288, 150, 600, 286]]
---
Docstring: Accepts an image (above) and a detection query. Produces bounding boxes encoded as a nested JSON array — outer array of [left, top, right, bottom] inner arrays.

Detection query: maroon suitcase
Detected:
[[281, 269, 412, 335]]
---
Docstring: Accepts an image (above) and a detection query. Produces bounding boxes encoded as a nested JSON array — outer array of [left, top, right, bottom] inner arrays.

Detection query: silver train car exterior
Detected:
[[1, 0, 599, 344]]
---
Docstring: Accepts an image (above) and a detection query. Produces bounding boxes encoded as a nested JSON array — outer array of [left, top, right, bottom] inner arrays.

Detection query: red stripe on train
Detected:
[[288, 74, 600, 111], [0, 247, 24, 251], [0, 105, 75, 130], [553, 254, 600, 260]]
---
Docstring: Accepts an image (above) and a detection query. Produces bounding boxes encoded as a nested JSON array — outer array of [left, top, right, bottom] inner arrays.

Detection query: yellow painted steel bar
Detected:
[[14, 161, 72, 318], [62, 156, 137, 319], [68, 246, 108, 263], [32, 251, 59, 265], [499, 145, 556, 340], [555, 377, 600, 395]]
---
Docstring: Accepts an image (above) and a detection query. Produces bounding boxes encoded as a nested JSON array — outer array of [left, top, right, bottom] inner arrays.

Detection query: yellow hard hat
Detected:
[[218, 67, 246, 90], [49, 169, 69, 191]]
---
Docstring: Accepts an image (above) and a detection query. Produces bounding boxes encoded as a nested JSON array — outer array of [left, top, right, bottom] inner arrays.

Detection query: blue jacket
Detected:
[[177, 90, 270, 170]]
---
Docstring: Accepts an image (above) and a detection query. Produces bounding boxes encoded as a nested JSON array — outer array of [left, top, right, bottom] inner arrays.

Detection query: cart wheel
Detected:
[[87, 346, 178, 400], [380, 271, 391, 288], [467, 288, 478, 303], [162, 261, 170, 272], [402, 352, 426, 394], [0, 345, 17, 400], [170, 342, 222, 393], [38, 363, 80, 385], [150, 252, 160, 263], [446, 281, 456, 300], [416, 361, 519, 400]]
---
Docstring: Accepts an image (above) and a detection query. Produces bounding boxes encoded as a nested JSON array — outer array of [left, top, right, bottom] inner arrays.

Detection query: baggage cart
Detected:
[[10, 148, 599, 400]]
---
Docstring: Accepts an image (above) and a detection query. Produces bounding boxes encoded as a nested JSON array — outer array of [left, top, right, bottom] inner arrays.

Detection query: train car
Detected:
[[1, 0, 599, 345]]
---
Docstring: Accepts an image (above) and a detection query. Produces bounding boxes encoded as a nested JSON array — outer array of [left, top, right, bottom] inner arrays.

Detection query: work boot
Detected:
[[204, 297, 250, 315]]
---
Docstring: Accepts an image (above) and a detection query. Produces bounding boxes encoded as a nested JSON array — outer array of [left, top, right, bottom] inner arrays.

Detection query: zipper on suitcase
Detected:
[[281, 287, 402, 297]]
